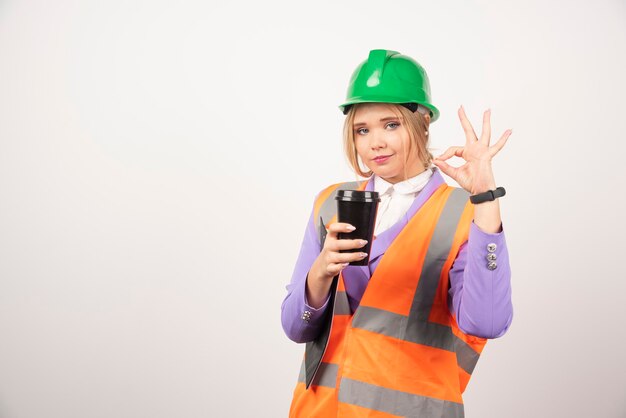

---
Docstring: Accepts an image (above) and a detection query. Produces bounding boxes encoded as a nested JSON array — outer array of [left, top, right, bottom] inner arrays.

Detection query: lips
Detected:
[[372, 154, 393, 162]]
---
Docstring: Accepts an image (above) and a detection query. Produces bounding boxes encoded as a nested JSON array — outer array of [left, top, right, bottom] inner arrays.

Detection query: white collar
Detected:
[[374, 167, 434, 196]]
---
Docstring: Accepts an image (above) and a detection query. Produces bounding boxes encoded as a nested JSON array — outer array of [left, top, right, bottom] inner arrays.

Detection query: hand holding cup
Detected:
[[306, 223, 368, 308], [317, 222, 369, 279]]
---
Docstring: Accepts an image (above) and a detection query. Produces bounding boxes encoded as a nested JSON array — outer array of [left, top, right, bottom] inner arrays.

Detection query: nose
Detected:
[[369, 129, 386, 150]]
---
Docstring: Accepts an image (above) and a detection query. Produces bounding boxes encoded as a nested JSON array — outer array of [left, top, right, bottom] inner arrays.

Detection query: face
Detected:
[[353, 103, 425, 184]]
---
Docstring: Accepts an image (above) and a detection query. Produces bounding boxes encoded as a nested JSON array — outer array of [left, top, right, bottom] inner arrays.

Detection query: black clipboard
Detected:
[[304, 274, 338, 389], [304, 216, 337, 389]]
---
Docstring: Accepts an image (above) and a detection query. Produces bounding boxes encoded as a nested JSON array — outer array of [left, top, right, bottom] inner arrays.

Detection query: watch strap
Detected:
[[470, 187, 506, 204]]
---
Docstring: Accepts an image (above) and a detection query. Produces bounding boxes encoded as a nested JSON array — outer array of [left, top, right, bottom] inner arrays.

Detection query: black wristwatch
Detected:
[[470, 187, 506, 204]]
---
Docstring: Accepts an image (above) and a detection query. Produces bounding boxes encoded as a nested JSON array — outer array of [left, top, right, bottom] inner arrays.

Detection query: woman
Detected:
[[281, 49, 513, 418]]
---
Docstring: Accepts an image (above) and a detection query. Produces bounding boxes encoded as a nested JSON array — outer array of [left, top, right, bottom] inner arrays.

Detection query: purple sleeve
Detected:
[[281, 195, 331, 343], [448, 221, 513, 339]]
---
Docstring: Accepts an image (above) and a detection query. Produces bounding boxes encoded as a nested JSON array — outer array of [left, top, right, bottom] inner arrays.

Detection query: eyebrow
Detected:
[[353, 116, 401, 128]]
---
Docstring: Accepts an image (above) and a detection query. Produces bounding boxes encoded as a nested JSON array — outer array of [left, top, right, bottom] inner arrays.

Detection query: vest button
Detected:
[[487, 252, 497, 261], [487, 243, 497, 253], [487, 261, 497, 270]]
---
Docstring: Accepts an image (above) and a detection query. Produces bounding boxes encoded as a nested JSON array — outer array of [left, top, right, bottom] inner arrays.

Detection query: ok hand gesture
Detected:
[[432, 106, 512, 195]]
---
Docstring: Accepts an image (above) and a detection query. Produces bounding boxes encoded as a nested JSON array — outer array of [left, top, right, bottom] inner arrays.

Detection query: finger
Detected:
[[489, 129, 512, 156], [327, 264, 347, 276], [435, 146, 464, 161], [327, 251, 368, 265], [480, 109, 491, 145], [432, 158, 459, 180], [326, 222, 356, 239], [327, 238, 369, 252], [458, 105, 478, 144]]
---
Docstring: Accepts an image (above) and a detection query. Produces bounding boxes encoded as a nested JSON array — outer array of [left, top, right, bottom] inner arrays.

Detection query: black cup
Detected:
[[335, 190, 380, 266]]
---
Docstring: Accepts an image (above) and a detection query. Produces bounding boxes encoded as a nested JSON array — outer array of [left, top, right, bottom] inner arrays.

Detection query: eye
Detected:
[[386, 122, 400, 129], [355, 127, 368, 135]]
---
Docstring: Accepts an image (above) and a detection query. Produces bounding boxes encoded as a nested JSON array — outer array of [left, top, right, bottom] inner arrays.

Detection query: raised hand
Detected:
[[432, 106, 512, 195]]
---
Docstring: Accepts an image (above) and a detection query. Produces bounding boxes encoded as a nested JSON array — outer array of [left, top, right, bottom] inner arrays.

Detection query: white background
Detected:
[[1, 0, 625, 417]]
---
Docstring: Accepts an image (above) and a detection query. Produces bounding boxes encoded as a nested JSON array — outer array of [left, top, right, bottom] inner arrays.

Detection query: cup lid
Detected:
[[335, 190, 380, 202]]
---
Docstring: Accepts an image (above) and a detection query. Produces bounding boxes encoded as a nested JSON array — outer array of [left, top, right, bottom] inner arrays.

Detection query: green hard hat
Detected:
[[339, 49, 440, 122]]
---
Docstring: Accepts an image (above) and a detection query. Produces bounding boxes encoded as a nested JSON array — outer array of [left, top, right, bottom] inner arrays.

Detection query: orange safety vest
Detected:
[[289, 179, 487, 418]]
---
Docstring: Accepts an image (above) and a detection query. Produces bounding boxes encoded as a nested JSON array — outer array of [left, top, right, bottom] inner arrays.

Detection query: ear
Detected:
[[424, 113, 431, 125]]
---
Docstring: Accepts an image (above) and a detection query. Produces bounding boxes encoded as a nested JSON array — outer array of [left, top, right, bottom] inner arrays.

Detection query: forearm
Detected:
[[306, 257, 334, 309], [282, 273, 331, 343], [473, 199, 502, 234], [449, 221, 513, 338], [281, 201, 332, 343]]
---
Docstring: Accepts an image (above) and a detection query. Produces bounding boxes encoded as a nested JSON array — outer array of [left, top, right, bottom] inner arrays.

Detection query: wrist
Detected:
[[471, 164, 496, 195], [306, 258, 334, 308], [310, 255, 333, 282], [470, 177, 496, 195], [471, 184, 497, 195], [306, 277, 332, 310]]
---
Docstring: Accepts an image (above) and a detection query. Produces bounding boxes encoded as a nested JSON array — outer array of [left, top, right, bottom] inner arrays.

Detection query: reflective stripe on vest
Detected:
[[290, 182, 486, 418]]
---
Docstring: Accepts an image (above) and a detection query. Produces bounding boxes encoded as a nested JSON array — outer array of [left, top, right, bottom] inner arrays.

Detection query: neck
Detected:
[[380, 166, 427, 185]]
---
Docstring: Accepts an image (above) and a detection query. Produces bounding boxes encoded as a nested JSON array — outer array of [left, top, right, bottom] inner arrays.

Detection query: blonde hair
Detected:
[[342, 103, 434, 180]]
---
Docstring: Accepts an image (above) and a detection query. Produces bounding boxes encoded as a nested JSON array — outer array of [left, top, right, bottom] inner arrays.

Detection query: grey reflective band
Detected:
[[352, 306, 408, 341], [334, 291, 352, 315], [315, 180, 365, 247], [313, 362, 338, 388], [454, 337, 481, 375], [410, 188, 469, 322], [352, 306, 479, 374], [338, 378, 464, 418], [298, 360, 338, 388], [298, 358, 305, 382]]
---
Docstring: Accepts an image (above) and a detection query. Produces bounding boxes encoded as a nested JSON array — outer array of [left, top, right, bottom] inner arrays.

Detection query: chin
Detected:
[[373, 171, 399, 181]]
